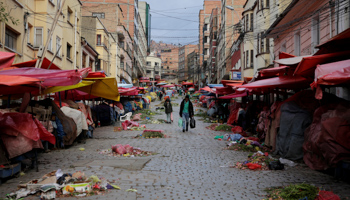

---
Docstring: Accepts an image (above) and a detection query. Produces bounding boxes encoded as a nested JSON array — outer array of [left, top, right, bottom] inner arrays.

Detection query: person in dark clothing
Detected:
[[159, 91, 163, 101], [164, 98, 173, 124], [179, 95, 194, 132]]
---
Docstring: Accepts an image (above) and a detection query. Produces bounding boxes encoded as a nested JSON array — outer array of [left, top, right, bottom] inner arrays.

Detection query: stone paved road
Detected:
[[1, 95, 350, 199]]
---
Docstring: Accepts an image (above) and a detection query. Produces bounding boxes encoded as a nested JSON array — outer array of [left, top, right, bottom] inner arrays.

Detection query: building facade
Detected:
[[146, 53, 161, 81], [117, 25, 133, 83], [138, 1, 151, 52], [216, 0, 245, 83], [199, 0, 222, 84], [208, 8, 221, 84], [178, 44, 198, 82], [187, 50, 199, 83], [0, 0, 83, 70], [160, 47, 179, 83]]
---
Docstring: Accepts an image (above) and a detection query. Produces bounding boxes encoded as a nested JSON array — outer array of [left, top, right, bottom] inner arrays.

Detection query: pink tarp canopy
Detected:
[[200, 86, 211, 92], [139, 80, 150, 83], [0, 67, 90, 87], [218, 92, 247, 99], [237, 76, 311, 90], [221, 80, 244, 87], [12, 57, 61, 70], [86, 71, 105, 78], [294, 51, 350, 77], [0, 51, 15, 69], [0, 75, 40, 86], [119, 87, 139, 96], [161, 84, 175, 88]]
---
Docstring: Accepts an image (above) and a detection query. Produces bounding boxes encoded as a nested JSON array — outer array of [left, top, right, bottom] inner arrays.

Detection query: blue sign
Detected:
[[232, 72, 241, 80]]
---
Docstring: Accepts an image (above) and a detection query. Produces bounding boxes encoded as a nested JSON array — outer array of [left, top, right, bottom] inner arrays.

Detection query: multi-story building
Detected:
[[178, 44, 198, 82], [216, 0, 245, 83], [199, 0, 222, 84], [187, 50, 199, 83], [266, 0, 350, 60], [117, 26, 133, 83], [238, 0, 293, 81], [1, 0, 83, 70], [146, 53, 161, 81], [208, 8, 221, 84], [160, 47, 179, 83], [81, 16, 117, 78], [82, 0, 147, 84], [81, 37, 99, 71], [138, 1, 151, 52]]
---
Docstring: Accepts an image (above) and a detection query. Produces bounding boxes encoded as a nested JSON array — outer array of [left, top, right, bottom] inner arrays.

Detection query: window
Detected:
[[27, 23, 33, 45], [281, 41, 286, 53], [146, 70, 151, 73], [167, 66, 169, 69], [245, 15, 249, 32], [67, 43, 72, 59], [47, 29, 52, 51], [294, 32, 300, 56], [266, 38, 270, 53], [97, 34, 101, 45], [56, 36, 61, 56], [67, 7, 73, 24], [34, 27, 43, 47], [92, 12, 105, 19], [5, 28, 18, 51], [155, 62, 159, 66], [266, 0, 269, 7], [57, 0, 61, 10], [261, 0, 264, 9], [312, 16, 320, 51], [146, 61, 151, 66], [260, 33, 265, 53], [250, 50, 254, 67], [243, 51, 245, 68], [336, 0, 350, 34], [82, 53, 87, 68], [246, 50, 249, 68], [250, 13, 254, 31]]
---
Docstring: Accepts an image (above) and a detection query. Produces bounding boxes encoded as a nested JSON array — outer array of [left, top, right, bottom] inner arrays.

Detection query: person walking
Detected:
[[179, 95, 194, 132], [164, 98, 173, 124], [159, 90, 163, 101]]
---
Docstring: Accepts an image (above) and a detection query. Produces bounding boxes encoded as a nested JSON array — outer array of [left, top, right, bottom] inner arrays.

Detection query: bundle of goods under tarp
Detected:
[[91, 102, 114, 126], [0, 111, 55, 158], [303, 101, 350, 170]]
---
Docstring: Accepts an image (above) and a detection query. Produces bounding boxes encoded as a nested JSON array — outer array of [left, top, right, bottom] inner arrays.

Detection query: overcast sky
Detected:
[[145, 0, 203, 45]]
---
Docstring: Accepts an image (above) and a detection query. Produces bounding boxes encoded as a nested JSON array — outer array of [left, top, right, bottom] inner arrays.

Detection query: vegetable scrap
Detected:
[[99, 146, 156, 157], [141, 119, 166, 124], [263, 183, 340, 200], [6, 170, 120, 199], [134, 130, 170, 139], [233, 151, 276, 171], [206, 123, 219, 130], [215, 124, 234, 132]]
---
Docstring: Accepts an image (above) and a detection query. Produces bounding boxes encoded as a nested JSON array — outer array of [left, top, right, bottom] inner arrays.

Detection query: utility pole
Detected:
[[35, 0, 66, 68]]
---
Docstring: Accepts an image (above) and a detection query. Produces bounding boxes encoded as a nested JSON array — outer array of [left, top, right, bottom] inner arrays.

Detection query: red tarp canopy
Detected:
[[259, 66, 290, 77], [279, 52, 295, 59], [182, 82, 194, 86], [0, 75, 41, 96], [215, 87, 234, 95], [226, 82, 244, 87], [55, 90, 98, 100], [218, 92, 247, 99], [315, 28, 350, 55], [12, 57, 61, 70], [86, 71, 105, 78], [221, 80, 244, 87], [139, 80, 150, 83], [0, 75, 40, 86], [294, 51, 350, 77], [237, 76, 311, 90], [0, 67, 90, 87], [0, 51, 15, 69]]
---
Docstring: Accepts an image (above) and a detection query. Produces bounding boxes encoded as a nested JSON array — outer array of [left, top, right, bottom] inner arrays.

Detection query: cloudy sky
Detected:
[[145, 0, 203, 45]]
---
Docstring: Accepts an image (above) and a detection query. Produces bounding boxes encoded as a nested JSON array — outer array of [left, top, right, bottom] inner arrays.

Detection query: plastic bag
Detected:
[[246, 163, 262, 170], [279, 158, 297, 167], [132, 114, 141, 121], [124, 144, 134, 153], [112, 144, 126, 155], [268, 160, 285, 170], [178, 118, 183, 127], [315, 191, 341, 200], [190, 117, 196, 128], [122, 122, 128, 130]]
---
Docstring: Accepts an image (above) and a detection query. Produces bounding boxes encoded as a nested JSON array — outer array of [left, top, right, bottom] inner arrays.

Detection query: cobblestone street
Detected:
[[1, 96, 349, 200]]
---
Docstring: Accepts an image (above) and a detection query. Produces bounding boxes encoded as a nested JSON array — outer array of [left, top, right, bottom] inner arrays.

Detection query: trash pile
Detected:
[[121, 120, 140, 130], [134, 130, 170, 139], [6, 170, 120, 199], [215, 124, 234, 132], [129, 125, 146, 131], [206, 123, 219, 130], [99, 144, 156, 157], [233, 151, 275, 170], [263, 183, 340, 200]]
